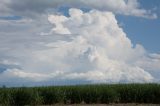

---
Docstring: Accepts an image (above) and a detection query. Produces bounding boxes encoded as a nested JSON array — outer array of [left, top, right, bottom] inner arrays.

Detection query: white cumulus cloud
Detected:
[[1, 8, 159, 86]]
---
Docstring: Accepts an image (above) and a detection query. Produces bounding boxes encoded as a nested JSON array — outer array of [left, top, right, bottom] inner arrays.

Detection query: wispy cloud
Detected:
[[0, 0, 157, 19]]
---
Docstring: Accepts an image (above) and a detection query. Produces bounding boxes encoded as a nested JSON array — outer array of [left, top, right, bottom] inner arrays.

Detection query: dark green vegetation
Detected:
[[0, 84, 160, 106]]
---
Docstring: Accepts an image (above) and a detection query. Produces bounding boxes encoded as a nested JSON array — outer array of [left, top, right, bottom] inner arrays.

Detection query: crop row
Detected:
[[0, 84, 160, 106]]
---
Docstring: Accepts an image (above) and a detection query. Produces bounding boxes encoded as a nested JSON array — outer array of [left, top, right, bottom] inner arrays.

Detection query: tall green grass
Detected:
[[0, 84, 160, 106]]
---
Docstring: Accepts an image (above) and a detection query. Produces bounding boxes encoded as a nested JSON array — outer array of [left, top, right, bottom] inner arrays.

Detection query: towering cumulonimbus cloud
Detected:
[[40, 8, 154, 82], [1, 8, 159, 85]]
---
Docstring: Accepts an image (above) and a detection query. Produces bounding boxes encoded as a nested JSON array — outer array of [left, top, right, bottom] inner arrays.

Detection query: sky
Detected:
[[0, 0, 160, 87], [117, 0, 160, 53]]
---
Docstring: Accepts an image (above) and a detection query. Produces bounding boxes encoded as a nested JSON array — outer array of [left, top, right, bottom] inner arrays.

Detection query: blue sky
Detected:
[[117, 0, 160, 53], [0, 0, 160, 86]]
